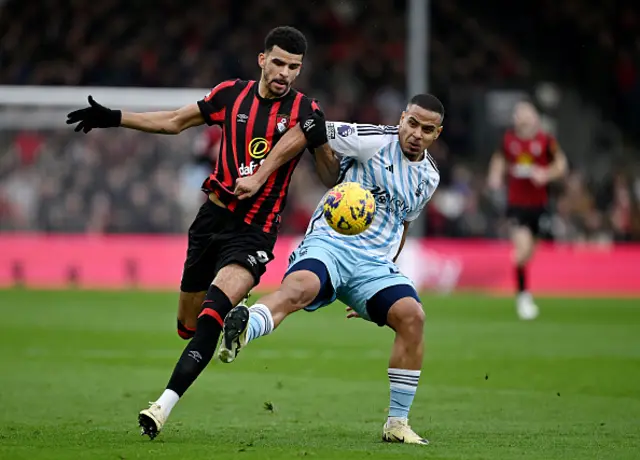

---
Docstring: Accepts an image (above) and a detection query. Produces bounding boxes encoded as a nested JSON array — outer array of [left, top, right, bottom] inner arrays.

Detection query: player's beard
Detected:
[[402, 137, 426, 161], [269, 78, 289, 96], [261, 71, 289, 98]]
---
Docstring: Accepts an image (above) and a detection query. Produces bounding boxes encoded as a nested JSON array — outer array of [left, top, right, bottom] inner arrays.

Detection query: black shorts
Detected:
[[180, 200, 276, 293], [506, 206, 547, 236]]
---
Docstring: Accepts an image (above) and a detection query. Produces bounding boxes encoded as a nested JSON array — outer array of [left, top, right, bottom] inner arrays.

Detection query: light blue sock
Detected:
[[388, 368, 421, 419], [245, 304, 274, 343]]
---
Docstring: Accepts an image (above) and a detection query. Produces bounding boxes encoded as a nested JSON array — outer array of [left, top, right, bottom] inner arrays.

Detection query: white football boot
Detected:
[[382, 417, 429, 445], [138, 402, 168, 440], [516, 291, 539, 320]]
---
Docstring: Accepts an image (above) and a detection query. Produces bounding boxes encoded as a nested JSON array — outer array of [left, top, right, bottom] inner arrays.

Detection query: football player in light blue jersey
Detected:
[[221, 94, 443, 445]]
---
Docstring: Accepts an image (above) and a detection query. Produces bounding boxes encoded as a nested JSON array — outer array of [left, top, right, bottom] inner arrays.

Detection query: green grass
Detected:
[[0, 289, 639, 459]]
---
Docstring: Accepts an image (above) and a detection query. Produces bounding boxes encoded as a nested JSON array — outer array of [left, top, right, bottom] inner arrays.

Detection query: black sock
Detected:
[[516, 265, 526, 293], [166, 284, 234, 396]]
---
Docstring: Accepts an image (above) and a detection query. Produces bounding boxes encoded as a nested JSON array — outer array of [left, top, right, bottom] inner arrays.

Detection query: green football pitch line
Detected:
[[0, 289, 638, 460]]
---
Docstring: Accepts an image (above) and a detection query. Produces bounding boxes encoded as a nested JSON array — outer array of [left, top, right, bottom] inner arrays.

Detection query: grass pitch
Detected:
[[0, 289, 638, 459]]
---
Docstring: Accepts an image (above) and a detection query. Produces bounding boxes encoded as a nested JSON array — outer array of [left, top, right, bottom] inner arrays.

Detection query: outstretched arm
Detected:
[[120, 104, 205, 134], [67, 81, 235, 135], [66, 96, 206, 135]]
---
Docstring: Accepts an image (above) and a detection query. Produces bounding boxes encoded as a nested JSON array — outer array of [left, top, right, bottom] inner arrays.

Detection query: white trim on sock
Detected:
[[388, 368, 421, 378], [249, 304, 274, 334]]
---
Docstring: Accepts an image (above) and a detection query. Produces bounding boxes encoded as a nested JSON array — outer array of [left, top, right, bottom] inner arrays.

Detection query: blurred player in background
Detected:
[[179, 126, 223, 219], [219, 95, 444, 445], [488, 101, 568, 319], [66, 25, 333, 439]]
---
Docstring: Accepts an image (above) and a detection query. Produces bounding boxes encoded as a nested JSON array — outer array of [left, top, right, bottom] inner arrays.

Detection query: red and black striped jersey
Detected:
[[197, 79, 319, 234]]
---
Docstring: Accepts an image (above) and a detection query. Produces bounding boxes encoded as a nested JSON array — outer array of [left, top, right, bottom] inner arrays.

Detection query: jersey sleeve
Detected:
[[297, 97, 321, 122], [325, 122, 385, 163], [197, 79, 238, 126]]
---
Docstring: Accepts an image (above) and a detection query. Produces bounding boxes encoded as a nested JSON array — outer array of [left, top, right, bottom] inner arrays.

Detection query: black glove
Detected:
[[301, 109, 327, 150], [66, 96, 122, 133]]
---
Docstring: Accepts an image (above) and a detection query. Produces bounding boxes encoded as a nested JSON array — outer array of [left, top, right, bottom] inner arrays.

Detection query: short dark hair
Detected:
[[408, 94, 445, 123], [264, 26, 307, 56]]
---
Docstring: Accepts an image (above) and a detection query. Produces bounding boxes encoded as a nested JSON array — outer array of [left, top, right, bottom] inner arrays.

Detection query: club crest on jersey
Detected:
[[276, 114, 290, 134], [415, 179, 429, 197], [337, 124, 354, 137]]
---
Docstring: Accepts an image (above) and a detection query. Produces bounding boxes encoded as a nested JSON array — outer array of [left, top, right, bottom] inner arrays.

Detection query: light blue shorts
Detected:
[[285, 237, 419, 325]]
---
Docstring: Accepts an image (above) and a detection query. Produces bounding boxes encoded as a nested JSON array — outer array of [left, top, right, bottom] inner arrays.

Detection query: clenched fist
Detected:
[[234, 176, 265, 200]]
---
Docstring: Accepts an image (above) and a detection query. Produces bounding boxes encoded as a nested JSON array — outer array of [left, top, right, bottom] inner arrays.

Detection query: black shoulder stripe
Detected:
[[425, 152, 439, 172], [357, 124, 398, 134]]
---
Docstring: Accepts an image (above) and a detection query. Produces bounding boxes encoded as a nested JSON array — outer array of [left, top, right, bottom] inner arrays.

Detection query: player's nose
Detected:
[[280, 70, 292, 81]]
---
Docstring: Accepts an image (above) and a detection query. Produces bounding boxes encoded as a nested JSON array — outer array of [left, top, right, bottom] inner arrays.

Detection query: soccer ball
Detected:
[[323, 182, 376, 235]]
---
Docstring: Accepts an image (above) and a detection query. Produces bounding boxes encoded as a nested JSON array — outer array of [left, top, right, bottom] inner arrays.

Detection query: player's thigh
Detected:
[[286, 244, 342, 313], [180, 200, 224, 293], [342, 265, 420, 327], [507, 207, 542, 239], [507, 208, 536, 249], [214, 222, 277, 300]]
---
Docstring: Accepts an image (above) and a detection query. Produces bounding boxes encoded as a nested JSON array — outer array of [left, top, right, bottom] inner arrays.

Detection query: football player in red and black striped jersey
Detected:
[[67, 26, 333, 439], [487, 101, 568, 320]]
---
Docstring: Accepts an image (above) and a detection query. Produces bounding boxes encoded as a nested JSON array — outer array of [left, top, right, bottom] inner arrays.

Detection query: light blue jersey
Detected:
[[304, 122, 440, 262], [287, 122, 441, 323]]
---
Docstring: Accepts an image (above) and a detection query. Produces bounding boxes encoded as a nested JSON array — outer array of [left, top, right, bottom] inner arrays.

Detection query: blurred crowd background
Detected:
[[1, 0, 639, 241]]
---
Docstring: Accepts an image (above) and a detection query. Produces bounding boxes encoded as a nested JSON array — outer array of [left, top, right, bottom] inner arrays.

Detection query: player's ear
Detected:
[[258, 53, 266, 70]]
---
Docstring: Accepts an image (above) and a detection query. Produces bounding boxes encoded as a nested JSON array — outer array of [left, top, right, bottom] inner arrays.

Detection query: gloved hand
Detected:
[[66, 96, 122, 133], [301, 109, 327, 149]]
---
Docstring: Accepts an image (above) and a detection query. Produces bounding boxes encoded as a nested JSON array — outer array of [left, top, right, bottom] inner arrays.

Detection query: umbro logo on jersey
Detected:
[[237, 113, 249, 123], [385, 164, 394, 173]]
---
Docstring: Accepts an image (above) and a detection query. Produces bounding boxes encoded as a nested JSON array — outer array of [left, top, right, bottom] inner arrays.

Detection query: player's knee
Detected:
[[389, 298, 425, 338], [514, 240, 534, 265], [281, 272, 320, 309], [512, 229, 534, 263]]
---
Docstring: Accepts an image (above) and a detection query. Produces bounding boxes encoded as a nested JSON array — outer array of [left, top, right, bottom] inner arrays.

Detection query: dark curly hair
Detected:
[[264, 26, 307, 56]]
